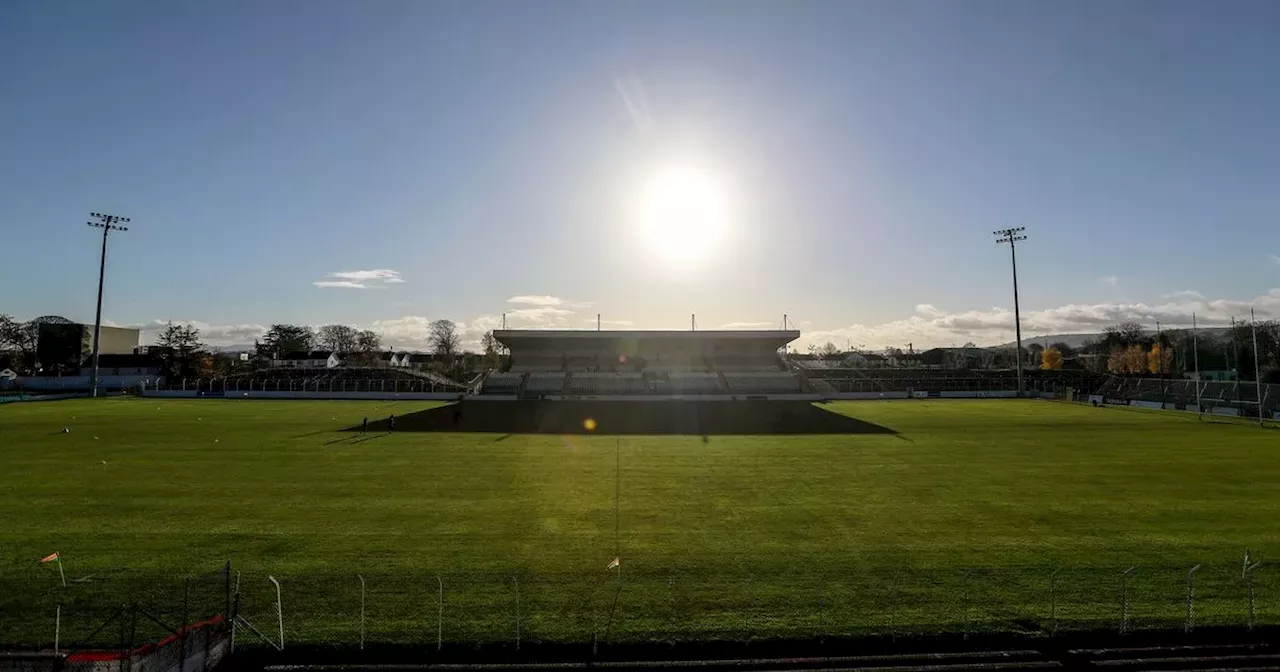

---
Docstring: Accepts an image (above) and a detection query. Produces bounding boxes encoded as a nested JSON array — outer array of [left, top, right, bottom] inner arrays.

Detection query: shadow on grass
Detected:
[[346, 400, 896, 436]]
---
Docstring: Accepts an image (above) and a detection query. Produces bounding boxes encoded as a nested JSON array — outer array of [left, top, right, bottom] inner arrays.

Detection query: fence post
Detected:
[[436, 576, 443, 652], [54, 605, 61, 654], [962, 570, 970, 641], [230, 587, 239, 654], [268, 575, 284, 650], [1049, 568, 1059, 638], [1185, 565, 1201, 633], [1245, 561, 1260, 631], [358, 574, 365, 651], [224, 561, 231, 618], [1120, 567, 1137, 635]]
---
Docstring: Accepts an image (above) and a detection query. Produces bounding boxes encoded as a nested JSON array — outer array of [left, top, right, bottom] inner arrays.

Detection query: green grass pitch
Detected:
[[2, 397, 1279, 647]]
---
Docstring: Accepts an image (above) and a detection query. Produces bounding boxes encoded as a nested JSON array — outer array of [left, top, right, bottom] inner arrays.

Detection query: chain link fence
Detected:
[[3, 561, 1275, 650]]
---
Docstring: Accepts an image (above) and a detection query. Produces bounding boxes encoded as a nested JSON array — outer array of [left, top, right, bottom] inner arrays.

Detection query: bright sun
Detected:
[[634, 163, 732, 263]]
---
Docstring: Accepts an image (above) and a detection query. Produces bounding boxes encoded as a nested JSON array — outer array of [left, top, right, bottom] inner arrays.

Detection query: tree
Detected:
[[1107, 345, 1147, 374], [429, 319, 460, 359], [1146, 342, 1173, 375], [356, 330, 382, 353], [318, 325, 359, 354], [257, 324, 314, 356], [1102, 322, 1148, 348], [1124, 345, 1147, 374], [155, 322, 206, 377], [1049, 342, 1076, 359], [343, 329, 384, 367], [819, 342, 842, 360], [0, 315, 39, 368], [1041, 347, 1064, 370], [481, 331, 503, 370]]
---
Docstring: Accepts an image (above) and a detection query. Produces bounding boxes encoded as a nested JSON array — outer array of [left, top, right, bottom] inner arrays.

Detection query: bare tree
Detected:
[[429, 319, 461, 359], [318, 324, 359, 354], [1102, 322, 1148, 348], [356, 329, 382, 353]]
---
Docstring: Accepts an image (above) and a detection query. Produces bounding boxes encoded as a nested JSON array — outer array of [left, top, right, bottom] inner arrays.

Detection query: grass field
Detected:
[[2, 397, 1279, 648]]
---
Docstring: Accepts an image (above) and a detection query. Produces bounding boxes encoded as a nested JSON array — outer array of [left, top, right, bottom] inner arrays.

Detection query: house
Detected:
[[272, 351, 341, 369], [386, 352, 438, 370], [78, 354, 164, 376], [406, 353, 436, 370], [843, 352, 887, 367]]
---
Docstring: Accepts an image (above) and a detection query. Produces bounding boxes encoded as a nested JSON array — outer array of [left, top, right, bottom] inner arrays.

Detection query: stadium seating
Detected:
[[567, 372, 649, 394], [723, 372, 803, 394], [524, 372, 566, 395], [712, 356, 783, 372], [664, 372, 724, 394], [481, 372, 524, 395], [192, 367, 465, 393]]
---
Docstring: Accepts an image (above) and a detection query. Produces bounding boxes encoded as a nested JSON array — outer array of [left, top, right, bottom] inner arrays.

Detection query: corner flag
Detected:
[[607, 557, 620, 570], [40, 552, 67, 587]]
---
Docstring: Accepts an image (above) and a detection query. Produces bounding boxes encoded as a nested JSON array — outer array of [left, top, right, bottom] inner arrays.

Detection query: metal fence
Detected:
[[152, 379, 464, 393], [3, 561, 1274, 651]]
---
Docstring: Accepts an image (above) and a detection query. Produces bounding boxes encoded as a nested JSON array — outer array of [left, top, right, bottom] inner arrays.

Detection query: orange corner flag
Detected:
[[40, 552, 60, 564], [606, 557, 620, 570]]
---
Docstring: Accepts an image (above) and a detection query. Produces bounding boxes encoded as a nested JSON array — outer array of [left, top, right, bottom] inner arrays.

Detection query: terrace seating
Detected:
[[665, 372, 724, 394], [567, 372, 649, 394], [525, 372, 566, 395], [723, 372, 803, 394], [481, 372, 524, 395]]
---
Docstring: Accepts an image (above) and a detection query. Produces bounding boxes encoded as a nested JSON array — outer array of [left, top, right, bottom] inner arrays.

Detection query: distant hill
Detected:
[[1000, 333, 1101, 350]]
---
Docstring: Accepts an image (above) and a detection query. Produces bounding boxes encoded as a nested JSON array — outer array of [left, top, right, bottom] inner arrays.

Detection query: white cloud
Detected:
[[1269, 254, 1280, 266], [716, 321, 775, 329], [915, 304, 944, 318], [131, 320, 269, 347], [506, 295, 591, 308], [313, 281, 368, 289], [329, 269, 401, 281], [315, 269, 403, 288], [1163, 290, 1204, 300], [796, 288, 1280, 351], [584, 318, 635, 327], [1098, 275, 1119, 287], [507, 295, 564, 306]]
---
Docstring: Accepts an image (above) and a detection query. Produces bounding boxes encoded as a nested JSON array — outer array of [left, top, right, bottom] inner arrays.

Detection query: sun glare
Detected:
[[634, 163, 732, 263]]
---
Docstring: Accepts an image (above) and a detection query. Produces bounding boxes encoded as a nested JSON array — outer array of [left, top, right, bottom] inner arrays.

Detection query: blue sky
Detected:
[[3, 0, 1278, 350]]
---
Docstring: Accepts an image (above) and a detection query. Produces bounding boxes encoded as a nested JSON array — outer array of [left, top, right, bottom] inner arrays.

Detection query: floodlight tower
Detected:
[[994, 227, 1028, 396], [87, 212, 130, 397]]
